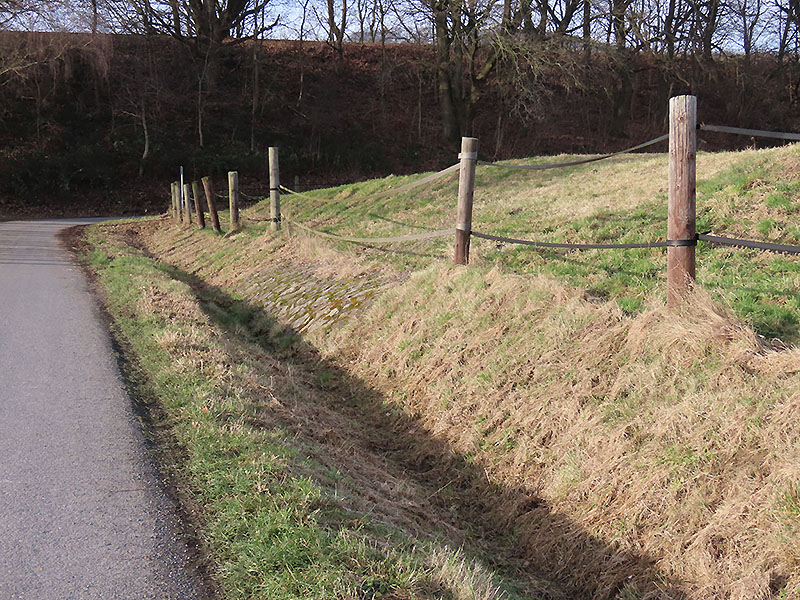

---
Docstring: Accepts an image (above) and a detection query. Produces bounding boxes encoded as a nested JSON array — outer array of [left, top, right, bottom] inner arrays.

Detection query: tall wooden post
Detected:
[[183, 183, 192, 225], [202, 176, 221, 233], [268, 147, 281, 232], [667, 95, 697, 307], [228, 171, 240, 231], [192, 181, 206, 229], [454, 137, 478, 265]]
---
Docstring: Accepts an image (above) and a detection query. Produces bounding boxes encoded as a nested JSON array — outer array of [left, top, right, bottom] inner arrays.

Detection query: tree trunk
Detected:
[[583, 0, 591, 59], [610, 60, 634, 137], [434, 6, 460, 141], [139, 97, 149, 177]]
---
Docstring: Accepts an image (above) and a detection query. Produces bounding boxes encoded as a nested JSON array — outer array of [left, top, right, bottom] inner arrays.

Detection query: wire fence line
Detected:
[[279, 162, 460, 208], [698, 233, 800, 255], [214, 190, 267, 201], [700, 124, 800, 142], [172, 111, 800, 262], [271, 133, 675, 246], [285, 218, 454, 244], [471, 230, 800, 255], [471, 231, 697, 249], [277, 123, 800, 255], [476, 133, 669, 171], [465, 123, 800, 256]]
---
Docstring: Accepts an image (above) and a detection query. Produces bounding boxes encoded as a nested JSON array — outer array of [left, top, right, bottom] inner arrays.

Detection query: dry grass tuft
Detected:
[[281, 229, 381, 281], [427, 545, 510, 600], [325, 264, 800, 599]]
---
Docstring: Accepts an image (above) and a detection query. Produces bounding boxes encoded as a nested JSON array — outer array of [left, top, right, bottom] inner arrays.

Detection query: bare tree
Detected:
[[730, 0, 766, 58], [321, 0, 347, 56], [776, 0, 800, 60]]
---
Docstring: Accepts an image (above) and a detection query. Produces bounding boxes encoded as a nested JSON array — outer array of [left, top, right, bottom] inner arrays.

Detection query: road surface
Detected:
[[0, 219, 207, 599]]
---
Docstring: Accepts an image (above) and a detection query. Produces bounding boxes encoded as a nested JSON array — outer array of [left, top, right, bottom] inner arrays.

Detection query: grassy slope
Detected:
[[83, 224, 556, 600], [279, 144, 800, 342], [82, 143, 800, 600]]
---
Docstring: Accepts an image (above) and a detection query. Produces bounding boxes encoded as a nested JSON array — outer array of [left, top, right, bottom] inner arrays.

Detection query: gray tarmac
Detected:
[[0, 219, 206, 599]]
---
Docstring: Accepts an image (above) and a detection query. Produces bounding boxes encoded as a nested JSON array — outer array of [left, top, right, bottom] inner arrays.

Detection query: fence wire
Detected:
[[698, 233, 800, 255], [285, 218, 454, 244], [700, 124, 800, 141], [471, 230, 800, 255], [471, 231, 696, 249], [180, 119, 800, 263], [476, 134, 669, 171], [280, 163, 460, 208]]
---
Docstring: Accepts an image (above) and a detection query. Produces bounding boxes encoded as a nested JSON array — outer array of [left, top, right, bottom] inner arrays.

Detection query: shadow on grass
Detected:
[[149, 259, 688, 600]]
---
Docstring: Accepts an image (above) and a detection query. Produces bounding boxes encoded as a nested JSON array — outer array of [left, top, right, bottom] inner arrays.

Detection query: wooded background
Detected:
[[1, 0, 798, 215]]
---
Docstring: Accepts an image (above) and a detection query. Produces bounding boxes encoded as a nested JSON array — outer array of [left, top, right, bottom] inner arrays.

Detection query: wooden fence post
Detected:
[[294, 175, 300, 193], [667, 95, 697, 307], [202, 176, 222, 233], [176, 182, 184, 223], [171, 182, 178, 221], [269, 147, 281, 232], [454, 137, 478, 265], [183, 183, 192, 225], [228, 171, 240, 231], [192, 181, 206, 229]]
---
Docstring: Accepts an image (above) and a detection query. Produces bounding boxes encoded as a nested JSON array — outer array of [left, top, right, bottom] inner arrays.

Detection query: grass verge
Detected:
[[123, 202, 800, 599], [78, 221, 557, 600]]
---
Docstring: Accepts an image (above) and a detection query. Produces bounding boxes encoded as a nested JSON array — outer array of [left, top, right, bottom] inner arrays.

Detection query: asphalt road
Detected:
[[0, 219, 207, 599]]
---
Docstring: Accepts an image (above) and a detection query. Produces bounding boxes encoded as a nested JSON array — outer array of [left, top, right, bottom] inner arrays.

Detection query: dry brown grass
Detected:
[[325, 266, 800, 600], [474, 150, 756, 227], [122, 219, 560, 599], [134, 211, 800, 599]]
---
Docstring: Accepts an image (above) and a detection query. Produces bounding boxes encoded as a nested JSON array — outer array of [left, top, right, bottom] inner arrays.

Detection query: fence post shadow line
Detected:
[[145, 257, 688, 599]]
